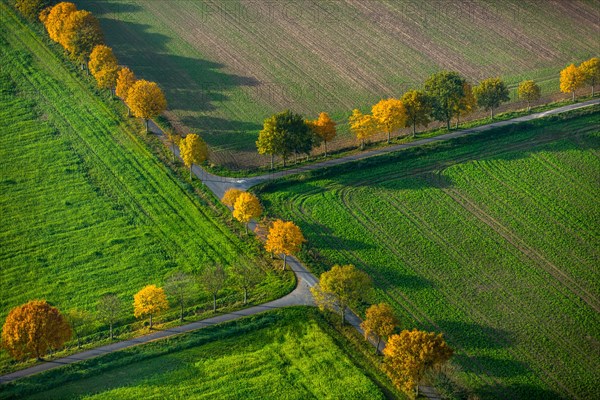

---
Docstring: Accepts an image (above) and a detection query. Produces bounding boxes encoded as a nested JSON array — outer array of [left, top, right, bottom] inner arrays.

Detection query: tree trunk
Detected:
[[283, 156, 287, 167], [283, 254, 287, 270], [75, 331, 81, 348], [109, 322, 113, 340], [592, 85, 595, 97], [324, 141, 328, 157], [144, 119, 149, 133], [490, 108, 494, 120], [270, 154, 274, 170], [446, 118, 451, 130], [341, 307, 345, 325], [171, 143, 176, 162], [412, 121, 416, 137], [149, 313, 153, 329], [527, 100, 531, 112], [376, 337, 381, 354], [456, 115, 460, 129], [213, 294, 217, 312], [360, 139, 364, 150], [387, 130, 390, 144], [180, 300, 184, 322], [245, 223, 248, 234], [572, 91, 575, 101], [244, 288, 248, 304], [416, 385, 419, 398]]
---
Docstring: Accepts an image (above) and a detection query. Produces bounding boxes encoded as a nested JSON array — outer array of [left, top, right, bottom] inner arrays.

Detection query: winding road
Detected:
[[1, 98, 597, 389]]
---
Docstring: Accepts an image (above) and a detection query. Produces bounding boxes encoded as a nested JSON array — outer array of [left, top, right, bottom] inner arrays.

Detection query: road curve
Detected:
[[1, 98, 597, 386]]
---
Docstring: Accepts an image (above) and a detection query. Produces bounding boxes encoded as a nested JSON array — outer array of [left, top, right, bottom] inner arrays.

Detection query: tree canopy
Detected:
[[222, 188, 244, 208], [560, 64, 584, 101], [15, 0, 53, 20], [579, 57, 600, 96], [97, 294, 122, 340], [265, 219, 305, 270], [311, 264, 371, 324], [401, 90, 431, 136], [179, 133, 208, 179], [1, 300, 71, 360], [518, 80, 541, 111], [61, 10, 103, 64], [256, 110, 312, 168], [473, 77, 510, 119], [133, 285, 168, 329], [372, 98, 406, 143], [361, 303, 398, 352], [89, 45, 118, 90], [349, 109, 377, 149], [307, 112, 337, 156], [125, 79, 167, 132], [233, 192, 262, 233], [201, 264, 227, 312], [424, 71, 466, 130]]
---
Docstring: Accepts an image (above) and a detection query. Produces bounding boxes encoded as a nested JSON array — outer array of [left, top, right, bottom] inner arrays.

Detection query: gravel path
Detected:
[[2, 98, 596, 392]]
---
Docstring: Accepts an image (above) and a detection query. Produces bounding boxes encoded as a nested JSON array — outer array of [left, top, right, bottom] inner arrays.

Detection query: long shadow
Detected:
[[438, 320, 515, 350], [475, 383, 566, 400]]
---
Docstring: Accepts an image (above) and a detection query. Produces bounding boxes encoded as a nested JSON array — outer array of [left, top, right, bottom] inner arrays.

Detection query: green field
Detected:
[[257, 109, 600, 399], [78, 0, 599, 167], [0, 308, 398, 399], [0, 4, 291, 371]]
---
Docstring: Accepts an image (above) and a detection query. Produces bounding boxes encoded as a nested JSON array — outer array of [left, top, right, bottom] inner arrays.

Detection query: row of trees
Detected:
[[560, 57, 600, 100], [1, 263, 266, 360], [310, 264, 453, 398]]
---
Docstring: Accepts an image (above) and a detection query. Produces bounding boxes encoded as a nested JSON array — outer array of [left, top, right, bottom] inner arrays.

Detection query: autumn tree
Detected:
[[424, 71, 466, 130], [222, 188, 244, 208], [41, 2, 77, 43], [579, 57, 600, 96], [165, 271, 195, 322], [473, 77, 510, 119], [401, 90, 431, 137], [518, 80, 541, 111], [116, 67, 136, 115], [307, 112, 337, 157], [133, 285, 169, 329], [164, 129, 180, 162], [361, 303, 398, 353], [1, 300, 71, 361], [560, 64, 584, 101], [453, 82, 477, 128], [66, 309, 92, 349], [256, 110, 311, 168], [233, 192, 262, 233], [311, 264, 371, 324], [89, 45, 118, 92], [179, 133, 208, 179], [61, 10, 103, 66], [383, 329, 453, 398], [230, 260, 261, 304], [126, 80, 167, 132], [349, 109, 377, 150], [265, 219, 305, 270], [201, 264, 227, 312], [372, 98, 406, 143], [97, 293, 122, 340], [15, 0, 53, 20]]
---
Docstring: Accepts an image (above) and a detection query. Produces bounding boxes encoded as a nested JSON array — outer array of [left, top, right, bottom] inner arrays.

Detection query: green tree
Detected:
[[310, 264, 371, 324], [424, 71, 465, 130], [256, 110, 311, 168], [66, 308, 92, 349], [473, 77, 510, 119], [518, 80, 541, 111], [97, 293, 122, 340], [401, 90, 431, 137]]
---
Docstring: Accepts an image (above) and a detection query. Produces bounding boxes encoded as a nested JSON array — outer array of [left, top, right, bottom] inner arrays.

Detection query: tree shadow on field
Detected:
[[439, 320, 515, 350], [298, 221, 374, 252], [474, 383, 566, 400], [370, 264, 435, 292]]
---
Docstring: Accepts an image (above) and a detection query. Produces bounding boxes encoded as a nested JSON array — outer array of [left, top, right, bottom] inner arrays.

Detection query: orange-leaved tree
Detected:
[[372, 98, 406, 143], [383, 329, 453, 398], [310, 264, 371, 324], [89, 45, 118, 93], [349, 109, 377, 150], [560, 64, 584, 101], [307, 112, 337, 157], [133, 285, 168, 329], [179, 133, 208, 179], [265, 219, 305, 270], [401, 90, 431, 137], [61, 10, 103, 66], [517, 80, 541, 111], [1, 300, 72, 361], [222, 188, 244, 208], [126, 80, 167, 132], [579, 57, 600, 96], [41, 2, 77, 43], [233, 192, 262, 233], [116, 67, 136, 115], [361, 303, 398, 353]]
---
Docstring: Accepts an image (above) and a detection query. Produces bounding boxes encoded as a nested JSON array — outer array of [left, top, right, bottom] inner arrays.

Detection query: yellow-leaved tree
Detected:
[[222, 188, 244, 208], [179, 133, 208, 179], [115, 67, 136, 115], [133, 285, 168, 329], [401, 90, 431, 137], [265, 219, 305, 270], [560, 64, 584, 101], [61, 10, 103, 66], [233, 192, 262, 233], [372, 98, 406, 143], [126, 80, 167, 132], [41, 2, 77, 43], [15, 0, 52, 20], [311, 264, 371, 324], [89, 45, 118, 93], [307, 112, 337, 157], [517, 80, 541, 111], [453, 82, 477, 128], [383, 329, 453, 398], [361, 303, 398, 353], [579, 57, 600, 96], [349, 109, 377, 150], [1, 300, 72, 361]]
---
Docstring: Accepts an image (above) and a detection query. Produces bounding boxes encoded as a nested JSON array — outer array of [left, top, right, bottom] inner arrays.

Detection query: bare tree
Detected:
[[230, 261, 261, 304], [165, 271, 195, 322], [201, 264, 227, 312], [97, 294, 122, 340]]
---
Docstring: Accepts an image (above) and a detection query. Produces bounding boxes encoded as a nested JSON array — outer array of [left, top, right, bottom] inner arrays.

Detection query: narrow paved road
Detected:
[[2, 98, 596, 390]]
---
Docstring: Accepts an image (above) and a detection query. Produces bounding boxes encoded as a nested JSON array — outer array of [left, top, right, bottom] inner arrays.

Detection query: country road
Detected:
[[1, 97, 597, 392]]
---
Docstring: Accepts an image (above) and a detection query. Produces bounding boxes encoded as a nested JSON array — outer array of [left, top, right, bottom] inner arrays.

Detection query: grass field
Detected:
[[0, 3, 291, 371], [0, 308, 399, 399], [257, 108, 600, 399], [78, 0, 599, 167]]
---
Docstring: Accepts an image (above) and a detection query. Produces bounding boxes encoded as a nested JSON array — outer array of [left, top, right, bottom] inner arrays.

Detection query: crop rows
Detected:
[[259, 111, 600, 398]]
